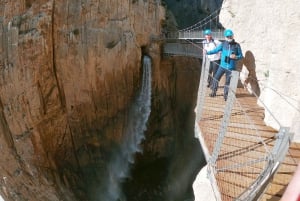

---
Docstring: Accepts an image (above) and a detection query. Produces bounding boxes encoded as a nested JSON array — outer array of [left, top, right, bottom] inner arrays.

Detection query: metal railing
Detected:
[[163, 41, 293, 200], [162, 5, 294, 199], [163, 41, 203, 58], [165, 30, 224, 40], [178, 30, 224, 40], [194, 56, 293, 201]]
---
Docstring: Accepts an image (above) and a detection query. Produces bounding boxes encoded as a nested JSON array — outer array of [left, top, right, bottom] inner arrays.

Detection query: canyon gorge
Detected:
[[0, 0, 207, 200], [1, 0, 300, 201]]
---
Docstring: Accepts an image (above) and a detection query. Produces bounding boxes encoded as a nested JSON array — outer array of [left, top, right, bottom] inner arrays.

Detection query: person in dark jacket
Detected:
[[205, 29, 243, 101]]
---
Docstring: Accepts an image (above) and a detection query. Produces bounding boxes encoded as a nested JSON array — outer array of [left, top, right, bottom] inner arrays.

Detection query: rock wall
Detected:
[[0, 1, 164, 200], [123, 56, 205, 201], [220, 0, 300, 142]]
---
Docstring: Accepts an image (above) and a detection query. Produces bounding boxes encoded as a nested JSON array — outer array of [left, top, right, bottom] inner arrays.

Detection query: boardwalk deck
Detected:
[[197, 85, 300, 201]]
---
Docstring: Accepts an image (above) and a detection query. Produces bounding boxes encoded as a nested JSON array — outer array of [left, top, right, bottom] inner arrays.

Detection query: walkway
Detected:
[[162, 6, 300, 200], [163, 37, 299, 200], [196, 77, 300, 200]]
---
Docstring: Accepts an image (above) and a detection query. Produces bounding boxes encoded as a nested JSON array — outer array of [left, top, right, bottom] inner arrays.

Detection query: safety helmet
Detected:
[[224, 29, 234, 37], [204, 29, 212, 35]]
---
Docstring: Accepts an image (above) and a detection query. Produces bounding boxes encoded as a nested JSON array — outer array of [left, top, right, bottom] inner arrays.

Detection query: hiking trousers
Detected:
[[211, 67, 232, 99]]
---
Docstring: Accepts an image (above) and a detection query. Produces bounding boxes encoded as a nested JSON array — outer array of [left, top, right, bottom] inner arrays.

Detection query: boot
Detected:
[[209, 92, 216, 97]]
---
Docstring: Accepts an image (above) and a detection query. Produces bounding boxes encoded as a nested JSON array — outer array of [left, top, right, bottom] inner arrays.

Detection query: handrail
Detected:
[[163, 41, 203, 58], [165, 30, 224, 40], [162, 3, 294, 199], [178, 30, 224, 40], [163, 43, 293, 200]]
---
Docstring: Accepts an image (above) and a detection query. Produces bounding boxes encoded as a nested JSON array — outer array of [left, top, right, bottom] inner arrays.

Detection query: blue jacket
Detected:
[[207, 40, 243, 70]]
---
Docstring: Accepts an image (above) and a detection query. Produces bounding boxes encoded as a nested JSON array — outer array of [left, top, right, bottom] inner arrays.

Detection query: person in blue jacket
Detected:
[[205, 29, 243, 101]]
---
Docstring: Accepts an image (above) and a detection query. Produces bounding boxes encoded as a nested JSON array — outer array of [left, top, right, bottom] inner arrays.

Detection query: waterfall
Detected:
[[99, 56, 152, 201]]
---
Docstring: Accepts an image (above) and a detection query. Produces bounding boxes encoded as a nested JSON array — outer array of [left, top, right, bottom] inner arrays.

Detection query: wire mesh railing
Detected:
[[179, 7, 221, 31], [178, 30, 224, 40], [165, 30, 224, 40], [194, 56, 293, 201], [162, 3, 295, 199], [165, 6, 223, 40], [163, 41, 203, 58]]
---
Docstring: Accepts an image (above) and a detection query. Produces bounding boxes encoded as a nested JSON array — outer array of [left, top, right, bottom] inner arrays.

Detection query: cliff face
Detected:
[[0, 1, 164, 200], [219, 0, 300, 142]]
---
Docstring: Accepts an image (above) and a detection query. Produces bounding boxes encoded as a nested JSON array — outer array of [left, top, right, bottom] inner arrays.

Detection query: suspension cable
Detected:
[[179, 8, 222, 32]]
